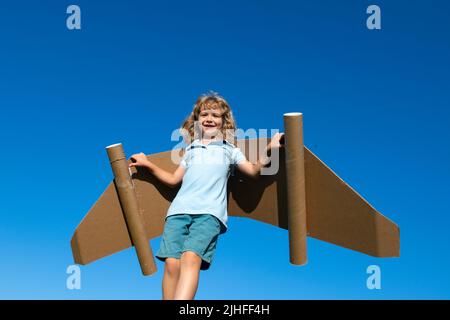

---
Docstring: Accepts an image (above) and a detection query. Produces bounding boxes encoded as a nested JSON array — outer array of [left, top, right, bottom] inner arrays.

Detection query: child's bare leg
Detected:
[[173, 251, 202, 300], [162, 258, 181, 300]]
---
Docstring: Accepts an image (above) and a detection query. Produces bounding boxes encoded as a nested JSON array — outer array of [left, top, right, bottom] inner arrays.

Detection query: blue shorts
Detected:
[[156, 214, 222, 270]]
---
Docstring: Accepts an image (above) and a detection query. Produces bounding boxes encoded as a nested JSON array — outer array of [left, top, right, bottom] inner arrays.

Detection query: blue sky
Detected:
[[0, 0, 449, 299]]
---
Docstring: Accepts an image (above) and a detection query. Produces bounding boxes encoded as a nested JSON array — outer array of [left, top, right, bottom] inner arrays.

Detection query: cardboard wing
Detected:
[[71, 134, 400, 274]]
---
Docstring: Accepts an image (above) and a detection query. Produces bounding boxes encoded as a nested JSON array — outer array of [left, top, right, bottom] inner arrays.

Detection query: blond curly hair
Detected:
[[180, 92, 237, 146]]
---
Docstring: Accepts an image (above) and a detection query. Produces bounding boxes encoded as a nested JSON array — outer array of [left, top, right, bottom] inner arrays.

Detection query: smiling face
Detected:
[[183, 93, 236, 144], [198, 106, 223, 139]]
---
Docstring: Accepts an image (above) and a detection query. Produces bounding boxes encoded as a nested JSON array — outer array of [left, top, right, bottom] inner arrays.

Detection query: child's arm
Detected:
[[129, 153, 185, 188], [236, 133, 284, 179]]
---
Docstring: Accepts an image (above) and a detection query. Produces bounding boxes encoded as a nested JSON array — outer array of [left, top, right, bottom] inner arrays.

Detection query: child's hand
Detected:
[[129, 153, 150, 168], [268, 132, 285, 150]]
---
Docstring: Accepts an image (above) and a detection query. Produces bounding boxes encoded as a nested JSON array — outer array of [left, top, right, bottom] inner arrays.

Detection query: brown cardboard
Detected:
[[105, 143, 156, 275], [304, 150, 400, 256], [283, 113, 307, 265], [71, 127, 400, 274]]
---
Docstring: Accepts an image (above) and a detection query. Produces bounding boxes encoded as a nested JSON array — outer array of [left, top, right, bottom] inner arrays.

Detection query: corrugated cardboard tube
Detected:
[[283, 113, 308, 265], [106, 143, 157, 276]]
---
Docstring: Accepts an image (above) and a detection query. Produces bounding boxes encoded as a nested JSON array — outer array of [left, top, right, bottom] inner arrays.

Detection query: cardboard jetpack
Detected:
[[71, 113, 400, 276]]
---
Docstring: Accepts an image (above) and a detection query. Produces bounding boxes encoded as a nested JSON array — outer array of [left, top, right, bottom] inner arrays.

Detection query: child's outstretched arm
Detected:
[[129, 153, 185, 188], [236, 132, 284, 179]]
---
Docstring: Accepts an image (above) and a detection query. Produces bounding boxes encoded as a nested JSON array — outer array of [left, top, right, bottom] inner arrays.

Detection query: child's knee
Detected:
[[181, 251, 202, 267], [164, 258, 180, 276]]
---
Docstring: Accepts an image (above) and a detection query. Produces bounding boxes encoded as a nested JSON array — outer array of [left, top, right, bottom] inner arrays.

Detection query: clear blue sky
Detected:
[[1, 0, 449, 299]]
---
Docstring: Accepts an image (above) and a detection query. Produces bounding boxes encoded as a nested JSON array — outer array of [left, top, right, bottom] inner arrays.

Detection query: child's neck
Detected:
[[201, 136, 221, 145]]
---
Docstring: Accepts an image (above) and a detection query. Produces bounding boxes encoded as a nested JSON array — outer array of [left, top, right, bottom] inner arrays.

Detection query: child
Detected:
[[129, 92, 284, 300]]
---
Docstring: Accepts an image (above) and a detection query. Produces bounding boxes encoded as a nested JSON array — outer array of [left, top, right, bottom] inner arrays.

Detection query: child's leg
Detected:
[[162, 258, 181, 300], [173, 251, 202, 300]]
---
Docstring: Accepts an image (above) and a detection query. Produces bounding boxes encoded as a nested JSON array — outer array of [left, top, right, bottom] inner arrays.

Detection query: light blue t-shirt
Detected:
[[166, 138, 246, 233]]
